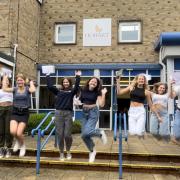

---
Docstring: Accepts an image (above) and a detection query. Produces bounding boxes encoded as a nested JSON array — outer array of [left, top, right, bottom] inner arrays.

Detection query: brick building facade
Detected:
[[0, 0, 180, 130]]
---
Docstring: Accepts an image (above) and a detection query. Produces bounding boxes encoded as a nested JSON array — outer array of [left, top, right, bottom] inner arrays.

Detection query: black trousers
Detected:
[[0, 106, 13, 148]]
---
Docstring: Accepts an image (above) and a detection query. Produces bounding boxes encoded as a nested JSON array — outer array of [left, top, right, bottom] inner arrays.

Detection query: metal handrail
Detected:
[[31, 111, 55, 174], [113, 85, 128, 179], [31, 111, 53, 137], [41, 117, 55, 137]]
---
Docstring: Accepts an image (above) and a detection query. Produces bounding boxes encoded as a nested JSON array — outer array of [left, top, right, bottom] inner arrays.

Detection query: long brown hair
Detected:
[[152, 82, 167, 94], [83, 77, 102, 92], [60, 77, 73, 90]]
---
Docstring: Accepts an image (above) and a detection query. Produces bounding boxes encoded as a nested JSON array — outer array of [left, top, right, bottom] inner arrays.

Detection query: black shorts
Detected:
[[11, 107, 29, 124]]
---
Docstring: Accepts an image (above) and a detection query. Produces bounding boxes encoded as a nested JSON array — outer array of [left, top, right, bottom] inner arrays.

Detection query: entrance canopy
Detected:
[[38, 63, 162, 70], [154, 32, 180, 51], [0, 51, 14, 67]]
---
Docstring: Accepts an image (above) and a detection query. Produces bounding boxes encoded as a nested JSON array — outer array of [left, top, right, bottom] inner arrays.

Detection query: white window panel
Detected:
[[54, 23, 76, 44], [118, 22, 141, 43]]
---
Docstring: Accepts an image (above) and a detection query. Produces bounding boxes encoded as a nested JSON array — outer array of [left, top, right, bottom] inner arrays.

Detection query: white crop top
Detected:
[[174, 85, 180, 108], [0, 89, 13, 103], [151, 93, 168, 108]]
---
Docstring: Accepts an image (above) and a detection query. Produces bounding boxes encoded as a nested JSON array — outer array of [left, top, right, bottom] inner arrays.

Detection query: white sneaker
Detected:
[[13, 140, 20, 152], [89, 149, 96, 163], [0, 148, 4, 158], [59, 153, 65, 161], [5, 148, 11, 158], [19, 144, 26, 157], [66, 152, 72, 160], [100, 130, 107, 145]]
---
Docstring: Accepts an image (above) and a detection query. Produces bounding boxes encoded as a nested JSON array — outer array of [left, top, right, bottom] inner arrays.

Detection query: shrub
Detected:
[[26, 113, 81, 135], [72, 120, 82, 134], [26, 113, 54, 135]]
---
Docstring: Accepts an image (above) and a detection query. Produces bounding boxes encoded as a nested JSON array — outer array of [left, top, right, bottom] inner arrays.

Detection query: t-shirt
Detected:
[[174, 85, 180, 109], [0, 89, 13, 103]]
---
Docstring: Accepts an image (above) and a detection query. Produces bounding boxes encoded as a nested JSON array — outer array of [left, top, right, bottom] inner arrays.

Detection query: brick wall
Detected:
[[39, 0, 180, 64], [0, 0, 40, 79]]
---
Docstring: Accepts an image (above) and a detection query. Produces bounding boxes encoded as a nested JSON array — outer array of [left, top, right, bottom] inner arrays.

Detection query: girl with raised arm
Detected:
[[0, 75, 13, 158], [46, 70, 81, 161], [3, 73, 36, 157], [170, 81, 180, 145], [149, 82, 170, 141], [80, 77, 107, 163], [117, 73, 151, 137]]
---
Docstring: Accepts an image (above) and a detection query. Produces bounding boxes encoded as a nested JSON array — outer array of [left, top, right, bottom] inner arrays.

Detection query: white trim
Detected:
[[118, 21, 141, 43], [0, 57, 14, 67], [37, 0, 43, 4], [54, 23, 76, 44]]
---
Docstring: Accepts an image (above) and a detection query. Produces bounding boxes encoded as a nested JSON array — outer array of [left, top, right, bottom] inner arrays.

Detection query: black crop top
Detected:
[[80, 89, 101, 105], [130, 86, 145, 104]]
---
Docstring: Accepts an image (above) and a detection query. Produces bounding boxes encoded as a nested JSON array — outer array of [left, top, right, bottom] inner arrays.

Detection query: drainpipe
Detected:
[[12, 44, 18, 87], [159, 47, 166, 82]]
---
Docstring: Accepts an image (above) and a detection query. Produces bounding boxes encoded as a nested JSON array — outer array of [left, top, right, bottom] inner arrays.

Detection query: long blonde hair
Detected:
[[130, 74, 149, 90]]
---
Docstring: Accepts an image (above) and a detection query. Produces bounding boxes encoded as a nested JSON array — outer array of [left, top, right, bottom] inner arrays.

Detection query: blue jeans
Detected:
[[174, 109, 180, 139], [150, 110, 169, 137], [81, 106, 101, 152]]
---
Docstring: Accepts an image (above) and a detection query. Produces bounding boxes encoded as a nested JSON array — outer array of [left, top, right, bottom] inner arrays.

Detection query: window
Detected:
[[118, 21, 141, 43], [54, 23, 76, 44], [37, 0, 43, 4]]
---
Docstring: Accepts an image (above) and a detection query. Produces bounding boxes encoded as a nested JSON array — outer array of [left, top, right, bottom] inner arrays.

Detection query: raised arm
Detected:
[[169, 80, 176, 99], [2, 75, 13, 92], [72, 70, 81, 94], [29, 80, 36, 93], [116, 76, 131, 95], [46, 75, 59, 95], [97, 88, 107, 107]]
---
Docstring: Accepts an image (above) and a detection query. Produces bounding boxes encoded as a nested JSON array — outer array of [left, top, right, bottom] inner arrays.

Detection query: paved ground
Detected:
[[0, 167, 180, 180], [0, 132, 180, 180], [25, 131, 180, 155]]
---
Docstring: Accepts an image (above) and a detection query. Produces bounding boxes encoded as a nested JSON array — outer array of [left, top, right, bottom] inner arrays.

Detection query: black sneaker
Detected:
[[5, 148, 11, 158], [0, 148, 4, 158]]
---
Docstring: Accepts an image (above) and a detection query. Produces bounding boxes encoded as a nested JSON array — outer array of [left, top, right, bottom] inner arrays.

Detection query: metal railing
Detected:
[[113, 85, 128, 179], [31, 111, 55, 174], [113, 112, 128, 179]]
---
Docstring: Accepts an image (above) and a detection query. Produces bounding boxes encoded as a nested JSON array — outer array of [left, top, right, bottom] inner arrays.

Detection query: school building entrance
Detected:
[[36, 63, 161, 131]]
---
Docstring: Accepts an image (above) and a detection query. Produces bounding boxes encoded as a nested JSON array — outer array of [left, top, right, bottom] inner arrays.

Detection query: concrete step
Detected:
[[0, 156, 180, 174], [0, 149, 180, 174], [24, 149, 180, 163]]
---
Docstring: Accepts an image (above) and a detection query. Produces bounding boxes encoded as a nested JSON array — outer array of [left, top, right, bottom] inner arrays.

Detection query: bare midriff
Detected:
[[0, 101, 13, 107], [130, 101, 144, 107]]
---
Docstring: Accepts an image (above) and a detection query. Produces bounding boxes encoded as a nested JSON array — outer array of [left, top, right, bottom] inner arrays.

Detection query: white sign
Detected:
[[83, 18, 111, 46], [42, 65, 55, 75]]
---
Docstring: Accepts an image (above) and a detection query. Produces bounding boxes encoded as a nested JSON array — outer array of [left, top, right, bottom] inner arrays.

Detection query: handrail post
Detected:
[[119, 113, 123, 179], [54, 131, 58, 148], [123, 113, 128, 141], [36, 129, 41, 174]]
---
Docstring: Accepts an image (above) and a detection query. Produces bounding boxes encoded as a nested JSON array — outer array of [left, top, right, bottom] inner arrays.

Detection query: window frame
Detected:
[[54, 22, 77, 45], [118, 20, 142, 43]]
